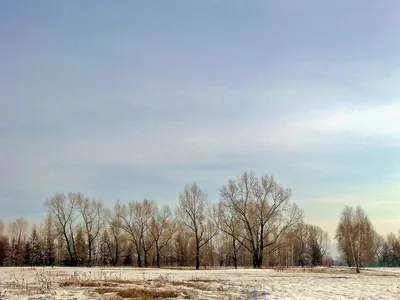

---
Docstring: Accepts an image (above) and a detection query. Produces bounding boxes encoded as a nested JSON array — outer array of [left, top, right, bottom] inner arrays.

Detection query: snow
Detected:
[[0, 266, 399, 299]]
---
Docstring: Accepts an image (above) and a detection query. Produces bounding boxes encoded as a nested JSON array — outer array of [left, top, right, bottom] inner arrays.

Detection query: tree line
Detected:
[[0, 172, 395, 272]]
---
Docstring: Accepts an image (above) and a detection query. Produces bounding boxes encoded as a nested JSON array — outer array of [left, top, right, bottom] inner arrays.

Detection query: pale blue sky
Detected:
[[1, 1, 400, 238]]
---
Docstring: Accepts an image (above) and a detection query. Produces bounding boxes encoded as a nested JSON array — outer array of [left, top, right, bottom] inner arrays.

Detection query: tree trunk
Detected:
[[195, 242, 200, 270], [88, 240, 92, 267], [156, 243, 160, 268], [114, 242, 119, 267], [63, 232, 74, 266], [257, 251, 263, 268], [233, 254, 238, 269], [137, 249, 142, 268], [144, 248, 148, 267], [259, 225, 264, 268], [232, 237, 238, 269], [252, 250, 258, 268]]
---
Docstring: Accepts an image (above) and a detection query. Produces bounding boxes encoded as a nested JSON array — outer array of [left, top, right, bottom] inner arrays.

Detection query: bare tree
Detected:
[[150, 205, 177, 268], [77, 195, 104, 266], [177, 183, 218, 270], [45, 193, 79, 265], [140, 199, 157, 267], [116, 201, 140, 266], [386, 232, 400, 266], [219, 172, 303, 268], [103, 206, 126, 267], [335, 206, 375, 273], [215, 203, 244, 268], [373, 233, 386, 266], [116, 200, 155, 267], [293, 221, 309, 267]]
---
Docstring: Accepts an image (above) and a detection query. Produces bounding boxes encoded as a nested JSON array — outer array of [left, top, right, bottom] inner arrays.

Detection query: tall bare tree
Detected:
[[292, 221, 309, 266], [177, 183, 218, 270], [77, 195, 104, 266], [215, 203, 244, 268], [150, 205, 177, 268], [116, 200, 155, 267], [116, 201, 141, 266], [140, 199, 157, 267], [335, 206, 375, 273], [219, 172, 303, 268], [103, 206, 126, 267], [45, 193, 79, 265]]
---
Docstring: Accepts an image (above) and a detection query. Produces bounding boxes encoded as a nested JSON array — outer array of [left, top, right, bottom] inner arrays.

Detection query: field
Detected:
[[0, 266, 399, 299]]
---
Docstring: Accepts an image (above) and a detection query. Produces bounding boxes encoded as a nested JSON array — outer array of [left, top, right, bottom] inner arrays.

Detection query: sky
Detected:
[[1, 1, 400, 241]]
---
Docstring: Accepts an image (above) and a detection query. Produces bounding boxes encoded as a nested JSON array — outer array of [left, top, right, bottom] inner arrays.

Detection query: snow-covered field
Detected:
[[0, 266, 399, 299]]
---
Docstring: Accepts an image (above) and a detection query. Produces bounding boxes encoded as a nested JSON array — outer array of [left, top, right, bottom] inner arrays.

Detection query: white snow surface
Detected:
[[0, 266, 399, 299]]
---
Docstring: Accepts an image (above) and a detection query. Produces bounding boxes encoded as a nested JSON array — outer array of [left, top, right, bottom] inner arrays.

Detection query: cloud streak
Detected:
[[1, 1, 400, 240]]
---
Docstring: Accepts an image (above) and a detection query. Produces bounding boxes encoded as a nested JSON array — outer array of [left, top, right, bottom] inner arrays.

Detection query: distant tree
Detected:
[[0, 235, 9, 266], [77, 196, 104, 266], [8, 218, 28, 266], [45, 193, 79, 266], [116, 200, 152, 267], [386, 232, 400, 266], [41, 215, 56, 266], [293, 221, 309, 266], [335, 206, 375, 273], [177, 183, 218, 270], [171, 228, 192, 267], [0, 219, 8, 266], [26, 226, 43, 267], [215, 203, 244, 268], [150, 205, 177, 268], [75, 226, 87, 265], [379, 238, 392, 267], [98, 229, 110, 265], [219, 172, 303, 268], [105, 206, 126, 267], [306, 225, 328, 266], [139, 199, 157, 267]]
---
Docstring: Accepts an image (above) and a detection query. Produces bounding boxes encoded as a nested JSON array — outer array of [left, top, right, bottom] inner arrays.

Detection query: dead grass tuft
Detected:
[[60, 280, 103, 287], [95, 287, 180, 299]]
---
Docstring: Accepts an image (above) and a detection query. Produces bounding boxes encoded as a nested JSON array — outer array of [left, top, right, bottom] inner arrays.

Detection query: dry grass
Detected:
[[60, 280, 103, 287], [104, 279, 141, 285], [95, 287, 180, 299], [170, 281, 214, 291]]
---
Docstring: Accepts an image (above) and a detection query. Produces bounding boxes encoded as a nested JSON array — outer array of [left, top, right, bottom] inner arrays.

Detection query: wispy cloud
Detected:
[[1, 1, 400, 236]]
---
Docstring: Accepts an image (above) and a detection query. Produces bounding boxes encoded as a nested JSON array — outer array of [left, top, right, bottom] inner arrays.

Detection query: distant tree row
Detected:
[[0, 171, 391, 272]]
